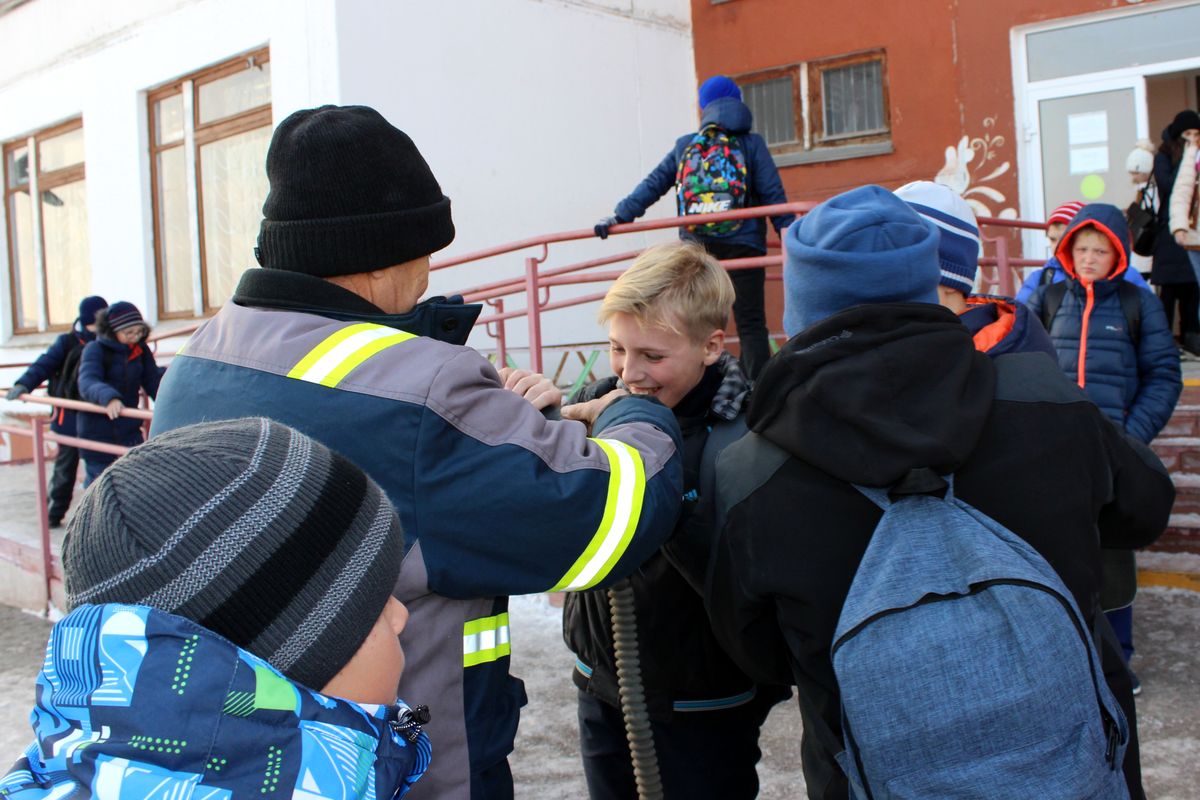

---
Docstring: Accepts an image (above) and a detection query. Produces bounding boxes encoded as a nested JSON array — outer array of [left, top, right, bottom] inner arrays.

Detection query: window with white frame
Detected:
[[149, 48, 271, 318], [738, 50, 890, 156], [3, 119, 90, 333]]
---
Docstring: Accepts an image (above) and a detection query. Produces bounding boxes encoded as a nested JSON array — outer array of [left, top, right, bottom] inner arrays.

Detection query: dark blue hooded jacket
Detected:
[[77, 324, 163, 462], [0, 604, 430, 800], [613, 97, 795, 252], [1028, 204, 1181, 443], [13, 320, 97, 436]]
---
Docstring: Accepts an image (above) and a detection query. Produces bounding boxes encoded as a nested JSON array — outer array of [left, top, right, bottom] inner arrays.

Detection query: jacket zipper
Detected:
[[1077, 282, 1095, 388]]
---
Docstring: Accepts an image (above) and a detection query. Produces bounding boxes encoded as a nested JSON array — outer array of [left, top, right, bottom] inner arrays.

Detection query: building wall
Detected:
[[0, 0, 696, 353], [0, 0, 340, 339], [689, 0, 1160, 217]]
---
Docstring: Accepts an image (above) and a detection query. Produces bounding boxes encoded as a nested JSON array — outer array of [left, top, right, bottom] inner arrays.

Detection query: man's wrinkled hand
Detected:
[[498, 367, 563, 412]]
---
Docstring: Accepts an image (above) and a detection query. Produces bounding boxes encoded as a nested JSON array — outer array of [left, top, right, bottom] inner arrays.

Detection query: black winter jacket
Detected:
[[13, 320, 95, 435], [563, 353, 776, 718], [1151, 146, 1196, 285], [704, 303, 1174, 799]]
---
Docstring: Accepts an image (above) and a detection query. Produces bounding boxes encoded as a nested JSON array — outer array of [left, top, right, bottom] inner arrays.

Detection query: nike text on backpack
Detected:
[[830, 470, 1129, 799], [676, 124, 749, 237]]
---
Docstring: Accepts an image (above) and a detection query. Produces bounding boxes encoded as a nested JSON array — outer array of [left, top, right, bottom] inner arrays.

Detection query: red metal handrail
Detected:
[[0, 204, 1051, 613], [0, 394, 146, 612], [0, 323, 199, 373], [439, 203, 1044, 371]]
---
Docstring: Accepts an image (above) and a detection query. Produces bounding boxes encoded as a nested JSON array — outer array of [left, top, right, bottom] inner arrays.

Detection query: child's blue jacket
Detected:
[[0, 604, 430, 800], [1027, 204, 1181, 444]]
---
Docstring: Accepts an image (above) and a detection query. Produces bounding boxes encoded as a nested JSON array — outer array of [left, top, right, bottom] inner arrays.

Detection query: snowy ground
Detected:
[[0, 587, 1194, 797]]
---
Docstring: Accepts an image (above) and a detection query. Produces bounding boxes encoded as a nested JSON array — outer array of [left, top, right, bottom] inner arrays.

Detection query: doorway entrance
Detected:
[[1014, 1, 1200, 258]]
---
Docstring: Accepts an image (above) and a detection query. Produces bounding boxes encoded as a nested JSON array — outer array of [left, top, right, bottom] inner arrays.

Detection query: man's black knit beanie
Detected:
[[256, 105, 455, 276]]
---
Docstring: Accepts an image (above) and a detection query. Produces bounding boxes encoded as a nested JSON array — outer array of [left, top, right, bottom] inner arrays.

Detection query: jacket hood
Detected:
[[72, 318, 97, 341], [748, 303, 996, 486], [1054, 204, 1130, 282], [699, 97, 752, 134], [962, 295, 1058, 360], [0, 604, 429, 800]]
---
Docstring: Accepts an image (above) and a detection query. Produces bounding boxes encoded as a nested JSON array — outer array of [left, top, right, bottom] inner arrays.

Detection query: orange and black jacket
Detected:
[[959, 294, 1056, 360]]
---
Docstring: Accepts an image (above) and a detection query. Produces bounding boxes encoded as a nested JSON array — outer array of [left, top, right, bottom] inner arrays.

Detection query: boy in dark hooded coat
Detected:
[[1028, 203, 1182, 695]]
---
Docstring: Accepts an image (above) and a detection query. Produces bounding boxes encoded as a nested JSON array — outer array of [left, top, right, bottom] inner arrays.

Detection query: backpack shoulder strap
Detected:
[[1040, 280, 1069, 331], [1117, 281, 1142, 347], [1038, 266, 1057, 287]]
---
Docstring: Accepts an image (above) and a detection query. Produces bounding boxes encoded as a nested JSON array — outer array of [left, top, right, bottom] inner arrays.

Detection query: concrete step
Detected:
[[1150, 437, 1200, 472], [1152, 512, 1200, 554], [1169, 472, 1200, 514], [1180, 383, 1200, 406], [1159, 407, 1200, 438]]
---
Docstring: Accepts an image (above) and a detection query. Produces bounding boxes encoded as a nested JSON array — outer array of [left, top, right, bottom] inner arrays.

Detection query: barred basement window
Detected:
[[742, 75, 798, 147], [814, 54, 888, 142], [149, 47, 271, 319], [737, 50, 890, 158], [3, 119, 90, 333]]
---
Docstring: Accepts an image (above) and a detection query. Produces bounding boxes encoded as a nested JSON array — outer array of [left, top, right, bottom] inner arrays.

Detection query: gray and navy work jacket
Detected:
[[150, 268, 683, 800]]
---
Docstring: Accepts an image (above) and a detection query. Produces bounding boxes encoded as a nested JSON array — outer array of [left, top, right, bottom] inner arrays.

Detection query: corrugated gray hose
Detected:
[[608, 580, 663, 800]]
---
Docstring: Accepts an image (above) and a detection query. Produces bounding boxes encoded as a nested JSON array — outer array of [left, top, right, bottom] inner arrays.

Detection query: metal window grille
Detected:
[[743, 77, 798, 146], [821, 60, 886, 139]]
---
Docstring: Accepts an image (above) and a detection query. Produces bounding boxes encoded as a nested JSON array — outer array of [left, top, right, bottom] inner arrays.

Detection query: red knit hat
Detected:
[[1047, 201, 1085, 227]]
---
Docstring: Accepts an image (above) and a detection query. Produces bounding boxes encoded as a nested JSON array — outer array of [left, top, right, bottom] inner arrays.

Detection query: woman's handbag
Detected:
[[1126, 179, 1158, 257]]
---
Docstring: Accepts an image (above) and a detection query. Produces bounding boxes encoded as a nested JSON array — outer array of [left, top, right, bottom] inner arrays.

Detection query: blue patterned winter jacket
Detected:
[[0, 604, 431, 800], [1028, 204, 1181, 444]]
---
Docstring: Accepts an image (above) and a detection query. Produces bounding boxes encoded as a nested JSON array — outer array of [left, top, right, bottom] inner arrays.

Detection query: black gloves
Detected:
[[594, 216, 621, 240], [6, 384, 28, 401]]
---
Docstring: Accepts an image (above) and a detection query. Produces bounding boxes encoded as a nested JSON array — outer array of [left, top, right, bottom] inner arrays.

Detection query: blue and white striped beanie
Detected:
[[894, 181, 980, 296], [63, 417, 404, 691]]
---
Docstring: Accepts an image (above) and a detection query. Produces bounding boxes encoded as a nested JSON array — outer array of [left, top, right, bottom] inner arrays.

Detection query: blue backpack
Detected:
[[831, 473, 1130, 799]]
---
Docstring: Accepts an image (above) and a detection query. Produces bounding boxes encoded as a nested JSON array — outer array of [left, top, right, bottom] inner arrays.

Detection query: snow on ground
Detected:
[[0, 589, 1194, 796]]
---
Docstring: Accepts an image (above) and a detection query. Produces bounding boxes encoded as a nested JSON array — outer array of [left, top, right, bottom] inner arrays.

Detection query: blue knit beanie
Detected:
[[78, 295, 107, 326], [783, 185, 941, 336], [698, 75, 741, 108], [893, 180, 980, 296]]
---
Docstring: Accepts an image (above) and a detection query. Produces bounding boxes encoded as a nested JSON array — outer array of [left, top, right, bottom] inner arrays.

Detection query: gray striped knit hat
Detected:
[[63, 417, 404, 691]]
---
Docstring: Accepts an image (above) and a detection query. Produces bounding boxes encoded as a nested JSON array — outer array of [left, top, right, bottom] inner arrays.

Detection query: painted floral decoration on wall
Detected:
[[934, 117, 1018, 219]]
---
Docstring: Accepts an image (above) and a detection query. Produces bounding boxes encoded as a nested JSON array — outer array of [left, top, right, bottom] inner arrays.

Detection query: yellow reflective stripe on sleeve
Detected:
[[463, 613, 511, 667], [548, 438, 646, 592], [286, 323, 415, 388]]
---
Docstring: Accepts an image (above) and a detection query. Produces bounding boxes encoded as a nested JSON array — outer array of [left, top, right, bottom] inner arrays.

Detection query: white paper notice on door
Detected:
[[1070, 145, 1109, 175], [1068, 111, 1108, 146]]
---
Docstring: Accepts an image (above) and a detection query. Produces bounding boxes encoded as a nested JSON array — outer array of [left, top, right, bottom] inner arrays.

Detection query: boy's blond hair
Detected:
[[599, 242, 734, 342]]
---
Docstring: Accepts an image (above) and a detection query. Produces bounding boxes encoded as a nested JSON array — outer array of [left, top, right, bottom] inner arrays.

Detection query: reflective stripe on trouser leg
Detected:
[[548, 438, 646, 592], [463, 613, 511, 667]]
